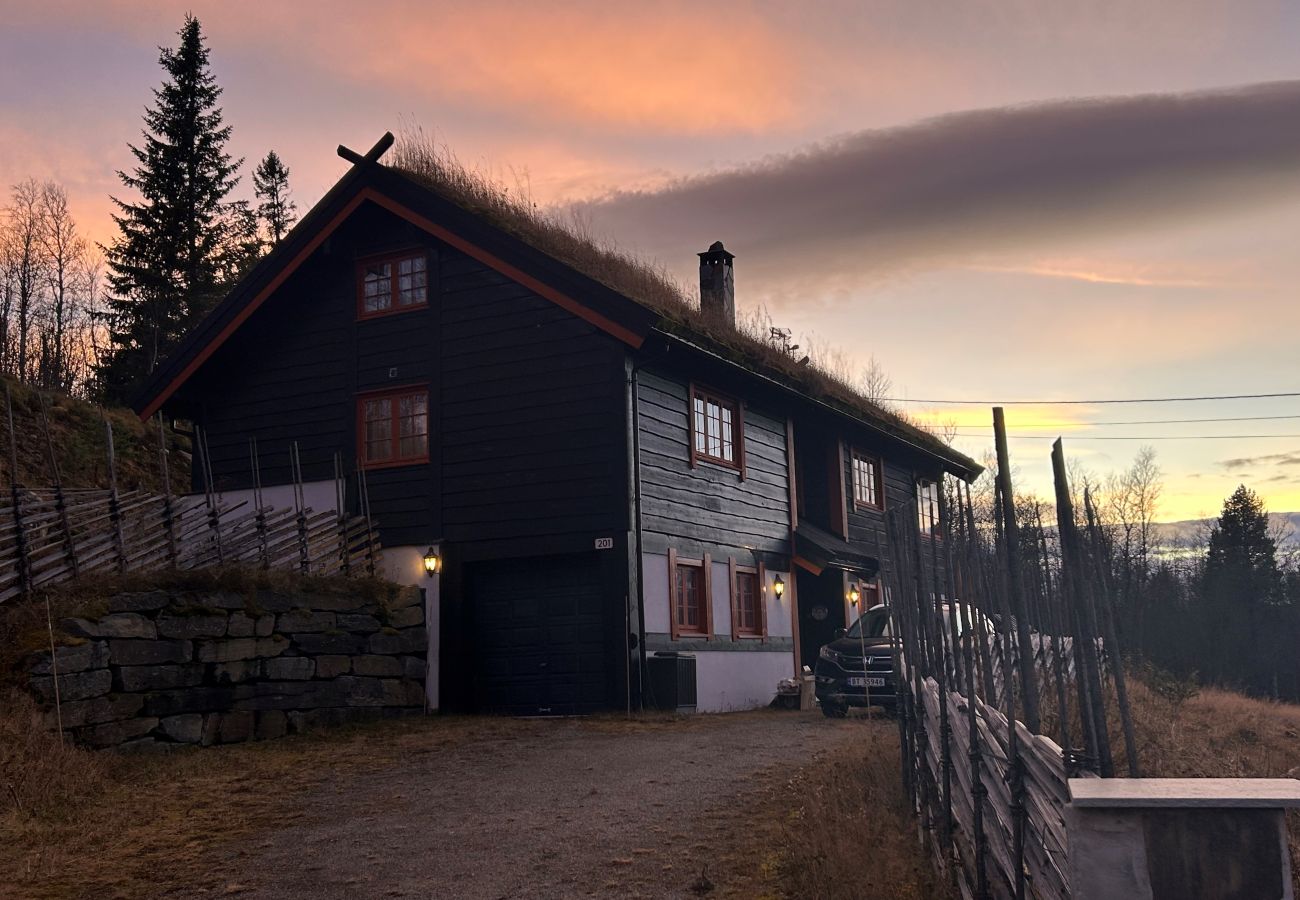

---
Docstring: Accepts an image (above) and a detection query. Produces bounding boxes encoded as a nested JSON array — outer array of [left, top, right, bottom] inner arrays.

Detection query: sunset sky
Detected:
[[3, 1, 1299, 521]]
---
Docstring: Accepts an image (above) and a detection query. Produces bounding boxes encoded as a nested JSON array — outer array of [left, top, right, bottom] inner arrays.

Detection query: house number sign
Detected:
[[594, 537, 614, 550]]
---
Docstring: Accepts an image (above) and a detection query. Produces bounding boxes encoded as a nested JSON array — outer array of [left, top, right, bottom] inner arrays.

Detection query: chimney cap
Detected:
[[698, 240, 735, 262]]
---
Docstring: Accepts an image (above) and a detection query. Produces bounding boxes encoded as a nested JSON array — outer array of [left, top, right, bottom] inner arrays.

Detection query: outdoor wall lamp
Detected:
[[422, 547, 441, 576], [772, 575, 785, 599], [847, 583, 861, 605]]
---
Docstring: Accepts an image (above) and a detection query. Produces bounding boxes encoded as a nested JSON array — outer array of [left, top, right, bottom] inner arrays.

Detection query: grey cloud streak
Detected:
[[1222, 451, 1300, 471], [575, 81, 1300, 301]]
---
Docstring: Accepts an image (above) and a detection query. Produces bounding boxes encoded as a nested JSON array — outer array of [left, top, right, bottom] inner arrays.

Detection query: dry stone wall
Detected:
[[27, 583, 427, 750]]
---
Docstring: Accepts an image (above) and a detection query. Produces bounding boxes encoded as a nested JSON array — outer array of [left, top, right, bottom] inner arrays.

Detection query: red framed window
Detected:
[[358, 386, 429, 468], [357, 251, 428, 318], [668, 548, 712, 639], [730, 559, 767, 639], [861, 580, 881, 610], [852, 450, 884, 509], [917, 479, 941, 539], [690, 384, 742, 470]]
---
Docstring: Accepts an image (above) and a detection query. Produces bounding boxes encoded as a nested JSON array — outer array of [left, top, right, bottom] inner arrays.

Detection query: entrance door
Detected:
[[465, 553, 609, 716], [797, 567, 845, 669]]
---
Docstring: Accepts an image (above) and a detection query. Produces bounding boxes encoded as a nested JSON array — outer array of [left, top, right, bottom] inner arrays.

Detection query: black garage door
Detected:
[[465, 553, 610, 716]]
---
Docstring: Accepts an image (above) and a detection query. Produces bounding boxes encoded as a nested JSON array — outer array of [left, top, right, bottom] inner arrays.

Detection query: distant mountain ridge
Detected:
[[1153, 512, 1300, 550]]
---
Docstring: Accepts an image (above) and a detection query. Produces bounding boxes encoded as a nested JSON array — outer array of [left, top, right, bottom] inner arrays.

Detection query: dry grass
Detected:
[[0, 703, 937, 900], [767, 721, 951, 900], [1115, 678, 1300, 891], [0, 703, 540, 899], [0, 374, 188, 491], [387, 129, 969, 471]]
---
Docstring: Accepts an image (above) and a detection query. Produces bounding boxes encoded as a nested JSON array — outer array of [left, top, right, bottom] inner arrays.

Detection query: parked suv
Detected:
[[814, 604, 897, 717]]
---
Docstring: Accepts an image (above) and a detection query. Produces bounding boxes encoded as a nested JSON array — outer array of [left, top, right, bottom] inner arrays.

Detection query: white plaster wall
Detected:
[[640, 551, 794, 640], [377, 545, 441, 712], [693, 650, 795, 712], [643, 552, 671, 634], [641, 550, 796, 711], [206, 479, 340, 517]]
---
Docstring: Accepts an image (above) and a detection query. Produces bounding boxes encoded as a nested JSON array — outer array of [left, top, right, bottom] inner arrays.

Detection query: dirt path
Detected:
[[207, 710, 877, 899]]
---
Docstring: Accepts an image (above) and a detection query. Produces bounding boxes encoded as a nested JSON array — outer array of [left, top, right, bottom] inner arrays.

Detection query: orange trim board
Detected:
[[138, 186, 646, 420], [793, 555, 823, 576]]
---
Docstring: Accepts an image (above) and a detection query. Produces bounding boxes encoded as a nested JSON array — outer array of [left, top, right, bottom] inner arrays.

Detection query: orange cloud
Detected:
[[967, 259, 1251, 289], [15, 1, 805, 135], [343, 5, 803, 134]]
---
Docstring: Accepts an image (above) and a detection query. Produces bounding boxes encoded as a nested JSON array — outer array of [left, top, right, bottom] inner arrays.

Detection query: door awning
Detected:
[[794, 521, 880, 579]]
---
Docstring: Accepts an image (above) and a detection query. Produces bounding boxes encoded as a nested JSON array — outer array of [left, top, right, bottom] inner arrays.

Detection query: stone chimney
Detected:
[[698, 241, 735, 326]]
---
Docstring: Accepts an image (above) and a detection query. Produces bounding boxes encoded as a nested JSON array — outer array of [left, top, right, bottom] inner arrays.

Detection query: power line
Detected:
[[951, 432, 1300, 441], [884, 391, 1300, 405], [953, 414, 1300, 429]]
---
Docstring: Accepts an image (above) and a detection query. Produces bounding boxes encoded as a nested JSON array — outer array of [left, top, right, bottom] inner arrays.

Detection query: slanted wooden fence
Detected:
[[882, 409, 1138, 900], [0, 487, 380, 604], [2, 386, 381, 605]]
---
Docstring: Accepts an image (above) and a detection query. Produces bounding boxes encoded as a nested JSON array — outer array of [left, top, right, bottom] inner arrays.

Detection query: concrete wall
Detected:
[[376, 545, 441, 711], [642, 550, 795, 712]]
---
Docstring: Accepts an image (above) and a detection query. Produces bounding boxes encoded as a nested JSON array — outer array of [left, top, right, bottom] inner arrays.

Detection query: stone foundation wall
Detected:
[[27, 583, 427, 750]]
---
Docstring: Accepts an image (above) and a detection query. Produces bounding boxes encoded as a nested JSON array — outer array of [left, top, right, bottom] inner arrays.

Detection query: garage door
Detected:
[[466, 553, 610, 716]]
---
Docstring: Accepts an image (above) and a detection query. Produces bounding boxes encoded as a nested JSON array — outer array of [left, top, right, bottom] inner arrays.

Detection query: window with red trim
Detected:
[[734, 568, 765, 637], [668, 549, 712, 639], [358, 251, 428, 317], [676, 563, 706, 633], [852, 450, 884, 509], [690, 385, 741, 468], [358, 387, 429, 468]]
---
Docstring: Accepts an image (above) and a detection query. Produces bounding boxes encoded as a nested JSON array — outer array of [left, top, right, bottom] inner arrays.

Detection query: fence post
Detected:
[[1083, 486, 1141, 777], [157, 414, 178, 567], [992, 407, 1030, 900], [6, 387, 32, 597], [103, 416, 127, 573], [291, 442, 309, 573], [39, 393, 79, 578], [1051, 438, 1114, 777]]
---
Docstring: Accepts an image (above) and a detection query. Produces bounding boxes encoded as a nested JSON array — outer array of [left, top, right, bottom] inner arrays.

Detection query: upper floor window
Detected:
[[851, 450, 884, 509], [358, 386, 429, 468], [917, 479, 941, 539], [690, 385, 741, 469], [358, 251, 428, 318]]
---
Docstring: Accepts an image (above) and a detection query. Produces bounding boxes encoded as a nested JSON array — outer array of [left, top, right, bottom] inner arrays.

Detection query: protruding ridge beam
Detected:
[[337, 131, 395, 167]]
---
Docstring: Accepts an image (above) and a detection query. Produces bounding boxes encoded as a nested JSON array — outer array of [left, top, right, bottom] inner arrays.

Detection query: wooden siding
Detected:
[[438, 250, 628, 556], [843, 446, 947, 592], [188, 201, 627, 553], [636, 368, 790, 564]]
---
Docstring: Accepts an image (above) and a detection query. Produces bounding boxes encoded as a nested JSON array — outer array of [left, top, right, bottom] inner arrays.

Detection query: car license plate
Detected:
[[848, 676, 886, 688]]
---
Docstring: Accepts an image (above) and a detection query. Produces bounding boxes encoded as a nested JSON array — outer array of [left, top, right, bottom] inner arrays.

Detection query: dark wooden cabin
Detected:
[[134, 136, 980, 717]]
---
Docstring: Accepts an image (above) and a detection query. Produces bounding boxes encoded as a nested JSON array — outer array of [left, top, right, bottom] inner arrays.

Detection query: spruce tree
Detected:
[[254, 150, 296, 244], [1201, 485, 1284, 691], [98, 15, 240, 399], [1205, 485, 1282, 603]]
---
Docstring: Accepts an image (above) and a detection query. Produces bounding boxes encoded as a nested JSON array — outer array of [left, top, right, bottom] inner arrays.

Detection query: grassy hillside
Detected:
[[0, 377, 189, 493], [1109, 676, 1300, 891]]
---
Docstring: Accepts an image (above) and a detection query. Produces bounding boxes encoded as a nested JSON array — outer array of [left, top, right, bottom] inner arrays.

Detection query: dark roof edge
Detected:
[[656, 330, 984, 480]]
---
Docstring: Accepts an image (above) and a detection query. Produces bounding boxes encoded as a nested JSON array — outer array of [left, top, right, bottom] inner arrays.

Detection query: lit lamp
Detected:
[[847, 583, 861, 606], [772, 575, 785, 599], [422, 547, 441, 577]]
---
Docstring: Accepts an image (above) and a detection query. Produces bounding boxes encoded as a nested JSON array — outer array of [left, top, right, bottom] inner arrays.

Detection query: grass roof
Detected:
[[388, 131, 978, 475]]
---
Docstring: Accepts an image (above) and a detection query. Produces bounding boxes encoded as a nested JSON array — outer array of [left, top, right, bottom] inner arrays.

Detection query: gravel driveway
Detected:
[[213, 710, 876, 899]]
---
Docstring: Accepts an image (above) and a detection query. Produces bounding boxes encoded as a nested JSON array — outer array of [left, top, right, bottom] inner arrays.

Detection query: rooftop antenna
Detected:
[[769, 326, 799, 355]]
